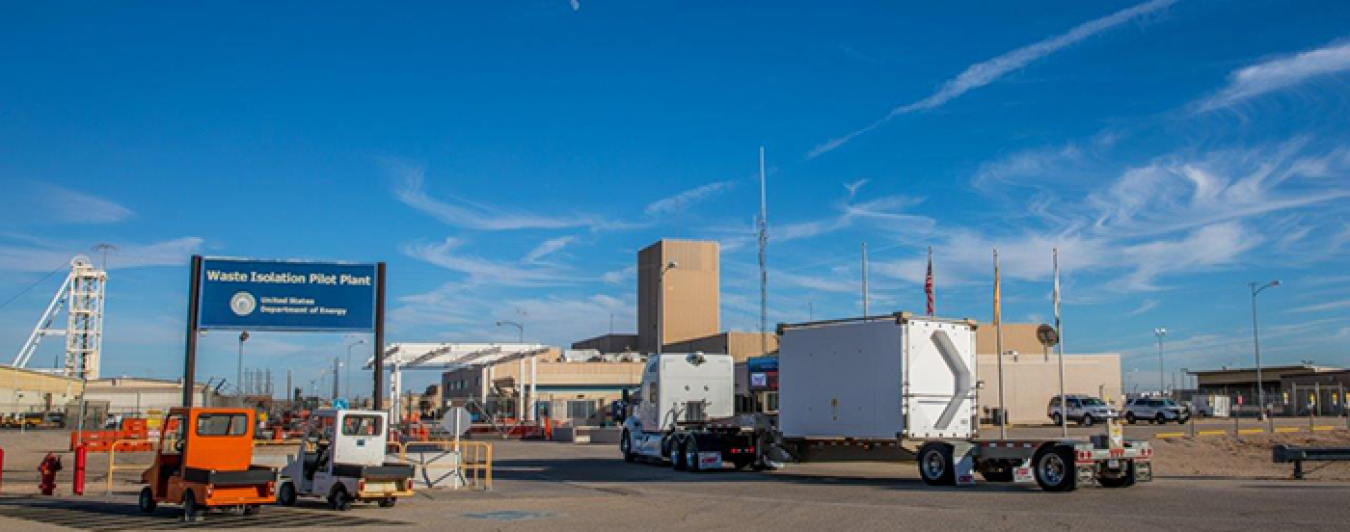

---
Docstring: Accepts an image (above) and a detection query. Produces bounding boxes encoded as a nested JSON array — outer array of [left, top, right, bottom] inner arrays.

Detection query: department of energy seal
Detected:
[[230, 291, 257, 317]]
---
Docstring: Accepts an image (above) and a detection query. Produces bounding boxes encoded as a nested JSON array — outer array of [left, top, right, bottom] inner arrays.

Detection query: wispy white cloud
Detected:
[[41, 185, 134, 224], [402, 237, 575, 287], [0, 236, 203, 272], [523, 235, 578, 264], [808, 0, 1175, 158], [644, 181, 734, 217], [1289, 299, 1350, 314], [386, 158, 620, 231], [776, 181, 932, 243], [1197, 40, 1350, 112], [1127, 298, 1159, 317], [601, 265, 636, 285]]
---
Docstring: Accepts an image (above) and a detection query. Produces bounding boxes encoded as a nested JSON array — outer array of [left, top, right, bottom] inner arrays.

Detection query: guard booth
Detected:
[[735, 356, 778, 415]]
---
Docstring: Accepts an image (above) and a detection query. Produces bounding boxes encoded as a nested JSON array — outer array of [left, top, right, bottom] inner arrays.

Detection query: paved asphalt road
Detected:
[[2, 438, 1348, 531]]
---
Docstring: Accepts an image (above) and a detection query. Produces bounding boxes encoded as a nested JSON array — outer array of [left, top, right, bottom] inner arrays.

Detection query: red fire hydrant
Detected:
[[38, 452, 62, 495]]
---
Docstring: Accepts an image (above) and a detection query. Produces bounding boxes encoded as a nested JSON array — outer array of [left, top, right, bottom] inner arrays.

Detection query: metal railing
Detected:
[[401, 440, 493, 491], [106, 439, 151, 493]]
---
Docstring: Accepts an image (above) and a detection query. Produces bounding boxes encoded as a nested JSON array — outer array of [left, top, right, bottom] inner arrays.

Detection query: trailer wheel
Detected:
[[138, 487, 157, 513], [620, 430, 635, 463], [670, 438, 686, 470], [917, 442, 956, 486], [684, 438, 702, 472], [1097, 461, 1136, 488], [1033, 445, 1077, 492], [277, 481, 297, 506]]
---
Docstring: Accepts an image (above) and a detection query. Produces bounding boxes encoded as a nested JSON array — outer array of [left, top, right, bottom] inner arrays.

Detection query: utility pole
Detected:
[[1154, 328, 1167, 396], [237, 331, 249, 397], [993, 249, 1006, 439], [758, 146, 769, 356], [1250, 280, 1280, 420]]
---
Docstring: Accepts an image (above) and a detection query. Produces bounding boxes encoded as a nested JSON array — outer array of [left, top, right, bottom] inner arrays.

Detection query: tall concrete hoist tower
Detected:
[[11, 255, 107, 380]]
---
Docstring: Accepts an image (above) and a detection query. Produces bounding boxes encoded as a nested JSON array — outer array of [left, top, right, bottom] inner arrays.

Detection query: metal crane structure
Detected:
[[11, 255, 108, 380]]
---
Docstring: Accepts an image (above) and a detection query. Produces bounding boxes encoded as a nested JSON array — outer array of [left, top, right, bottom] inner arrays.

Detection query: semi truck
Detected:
[[619, 313, 1153, 492]]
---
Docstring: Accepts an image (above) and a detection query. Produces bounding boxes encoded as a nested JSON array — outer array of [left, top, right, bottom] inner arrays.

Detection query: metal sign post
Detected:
[[181, 256, 383, 408]]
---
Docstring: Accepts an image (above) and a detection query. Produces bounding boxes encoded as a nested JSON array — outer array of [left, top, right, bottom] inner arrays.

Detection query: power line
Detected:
[[0, 264, 67, 311]]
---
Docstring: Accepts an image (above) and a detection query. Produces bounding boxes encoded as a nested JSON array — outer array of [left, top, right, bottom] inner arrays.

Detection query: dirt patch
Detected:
[[1152, 431, 1350, 481]]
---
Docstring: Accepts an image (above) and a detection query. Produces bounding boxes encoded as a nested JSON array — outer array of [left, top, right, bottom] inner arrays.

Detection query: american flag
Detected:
[[925, 247, 934, 316]]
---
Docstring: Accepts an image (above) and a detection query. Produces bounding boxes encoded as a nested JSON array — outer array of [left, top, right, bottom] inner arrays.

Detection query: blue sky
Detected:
[[2, 1, 1349, 397]]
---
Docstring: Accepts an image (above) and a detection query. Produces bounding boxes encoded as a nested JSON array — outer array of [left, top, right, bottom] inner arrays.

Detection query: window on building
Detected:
[[566, 400, 597, 422]]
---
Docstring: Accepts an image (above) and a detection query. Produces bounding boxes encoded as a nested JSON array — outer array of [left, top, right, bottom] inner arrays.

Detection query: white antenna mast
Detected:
[[758, 147, 769, 355], [862, 242, 870, 317]]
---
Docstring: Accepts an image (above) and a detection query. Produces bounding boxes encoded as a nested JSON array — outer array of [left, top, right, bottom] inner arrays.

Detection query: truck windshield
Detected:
[[196, 413, 248, 436], [341, 415, 382, 436], [1081, 398, 1105, 406]]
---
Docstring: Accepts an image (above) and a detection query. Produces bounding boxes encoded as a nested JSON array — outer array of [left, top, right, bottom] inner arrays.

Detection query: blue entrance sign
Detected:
[[196, 258, 377, 332]]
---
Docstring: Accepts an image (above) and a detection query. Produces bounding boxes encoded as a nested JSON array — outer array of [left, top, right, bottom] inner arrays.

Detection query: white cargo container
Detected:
[[779, 316, 976, 441]]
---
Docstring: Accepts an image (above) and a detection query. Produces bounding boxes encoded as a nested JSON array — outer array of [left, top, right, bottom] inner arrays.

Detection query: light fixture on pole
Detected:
[[1153, 328, 1166, 395], [346, 338, 366, 402], [1249, 280, 1280, 420], [1036, 324, 1065, 437], [495, 320, 524, 343], [657, 260, 678, 355]]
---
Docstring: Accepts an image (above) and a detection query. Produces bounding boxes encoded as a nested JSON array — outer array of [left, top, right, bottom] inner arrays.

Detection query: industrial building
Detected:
[[0, 365, 81, 415], [1188, 364, 1348, 416], [83, 377, 220, 416], [441, 350, 643, 425], [974, 323, 1123, 424], [637, 239, 721, 353]]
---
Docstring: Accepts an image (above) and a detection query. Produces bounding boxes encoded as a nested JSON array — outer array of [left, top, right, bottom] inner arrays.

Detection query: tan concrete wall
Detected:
[[0, 366, 80, 413], [638, 240, 719, 353], [976, 353, 1122, 424], [975, 323, 1049, 356], [667, 332, 777, 363]]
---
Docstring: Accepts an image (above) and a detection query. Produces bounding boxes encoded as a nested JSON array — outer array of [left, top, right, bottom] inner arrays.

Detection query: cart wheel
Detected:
[[243, 505, 261, 516], [621, 430, 635, 463], [138, 487, 157, 513], [917, 442, 956, 486], [329, 486, 352, 511], [378, 497, 397, 508], [278, 482, 297, 506], [1033, 445, 1078, 492], [182, 491, 203, 523]]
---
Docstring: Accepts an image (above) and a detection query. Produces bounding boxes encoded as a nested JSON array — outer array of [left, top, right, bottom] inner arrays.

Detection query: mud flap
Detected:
[[1134, 461, 1153, 482], [954, 444, 976, 486]]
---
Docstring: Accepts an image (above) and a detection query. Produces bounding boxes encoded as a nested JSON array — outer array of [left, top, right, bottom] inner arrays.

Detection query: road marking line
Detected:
[[1274, 427, 1299, 433], [1197, 430, 1226, 436], [1312, 426, 1337, 431], [1237, 429, 1264, 434], [1153, 432, 1185, 438]]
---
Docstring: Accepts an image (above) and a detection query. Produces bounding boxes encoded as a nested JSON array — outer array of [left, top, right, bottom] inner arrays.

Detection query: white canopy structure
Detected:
[[369, 342, 551, 423]]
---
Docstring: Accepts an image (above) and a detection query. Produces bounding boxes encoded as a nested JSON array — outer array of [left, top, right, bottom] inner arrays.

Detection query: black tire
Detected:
[[670, 439, 686, 471], [378, 498, 397, 508], [1125, 412, 1136, 424], [917, 443, 956, 486], [277, 482, 297, 506], [1154, 413, 1166, 425], [138, 487, 157, 513], [1033, 446, 1078, 492], [1098, 461, 1136, 488], [620, 430, 635, 463], [243, 505, 261, 516], [182, 491, 202, 523], [1051, 413, 1063, 426], [1080, 414, 1094, 427], [329, 486, 352, 512], [684, 437, 701, 472]]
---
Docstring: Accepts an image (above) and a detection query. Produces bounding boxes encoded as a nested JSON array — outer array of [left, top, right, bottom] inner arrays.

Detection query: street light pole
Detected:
[[657, 260, 678, 355], [1154, 328, 1166, 396], [237, 331, 250, 398], [495, 320, 524, 343], [346, 338, 366, 402], [1250, 280, 1280, 420]]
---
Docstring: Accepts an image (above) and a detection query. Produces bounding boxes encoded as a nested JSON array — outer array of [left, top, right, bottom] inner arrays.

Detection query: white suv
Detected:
[[1047, 394, 1118, 427], [1124, 397, 1189, 424]]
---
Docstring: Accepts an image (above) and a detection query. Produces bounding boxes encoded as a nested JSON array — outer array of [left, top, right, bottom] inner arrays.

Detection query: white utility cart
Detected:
[[277, 409, 415, 509]]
